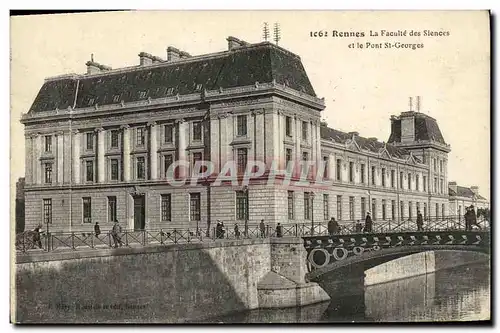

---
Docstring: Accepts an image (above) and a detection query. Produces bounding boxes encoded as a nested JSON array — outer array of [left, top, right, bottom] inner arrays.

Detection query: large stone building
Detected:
[[448, 182, 489, 217], [20, 36, 485, 233]]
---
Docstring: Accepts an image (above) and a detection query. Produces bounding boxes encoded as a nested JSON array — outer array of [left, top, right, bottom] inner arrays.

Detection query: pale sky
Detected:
[[10, 10, 490, 200]]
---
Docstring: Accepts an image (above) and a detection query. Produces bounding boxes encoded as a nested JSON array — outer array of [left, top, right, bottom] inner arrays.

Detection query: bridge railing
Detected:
[[15, 215, 490, 253]]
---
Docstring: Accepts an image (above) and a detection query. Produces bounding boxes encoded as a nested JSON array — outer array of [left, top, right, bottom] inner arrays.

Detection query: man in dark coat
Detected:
[[464, 207, 472, 231], [94, 222, 101, 237], [259, 220, 266, 238], [416, 210, 424, 231], [276, 223, 283, 238], [328, 217, 339, 235], [364, 212, 373, 233], [234, 224, 240, 239]]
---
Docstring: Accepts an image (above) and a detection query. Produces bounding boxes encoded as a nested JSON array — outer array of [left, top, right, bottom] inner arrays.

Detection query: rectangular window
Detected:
[[136, 127, 145, 146], [381, 168, 386, 187], [108, 196, 117, 222], [43, 198, 52, 224], [83, 197, 92, 223], [189, 193, 201, 221], [442, 204, 445, 218], [440, 179, 444, 194], [86, 132, 94, 150], [285, 116, 292, 137], [408, 173, 412, 190], [86, 160, 94, 182], [302, 121, 308, 140], [423, 176, 427, 192], [361, 164, 366, 184], [323, 194, 329, 220], [192, 152, 203, 174], [44, 135, 52, 152], [287, 191, 294, 220], [391, 170, 395, 188], [349, 196, 354, 220], [237, 148, 248, 174], [302, 151, 309, 161], [433, 158, 437, 171], [304, 192, 311, 220], [400, 172, 404, 189], [336, 159, 341, 181], [164, 154, 174, 177], [436, 203, 439, 218], [44, 162, 52, 184], [361, 197, 366, 219], [349, 162, 354, 183], [236, 191, 248, 221], [400, 201, 404, 220], [391, 200, 396, 220], [164, 124, 174, 143], [237, 115, 247, 136], [434, 177, 438, 193], [136, 156, 145, 179], [336, 195, 342, 220], [382, 199, 387, 220], [286, 149, 293, 164], [440, 160, 443, 173], [161, 194, 172, 221], [371, 166, 376, 185], [193, 121, 202, 141], [409, 201, 413, 220], [110, 130, 119, 148], [110, 159, 119, 181], [416, 175, 420, 191], [323, 156, 329, 179]]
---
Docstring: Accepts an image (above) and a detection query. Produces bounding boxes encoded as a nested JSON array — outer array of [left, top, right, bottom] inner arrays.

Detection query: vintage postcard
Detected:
[[10, 10, 491, 324]]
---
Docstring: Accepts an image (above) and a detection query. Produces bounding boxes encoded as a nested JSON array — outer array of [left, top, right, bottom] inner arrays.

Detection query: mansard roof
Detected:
[[449, 186, 487, 200], [29, 42, 316, 113], [388, 112, 447, 145], [320, 125, 415, 161]]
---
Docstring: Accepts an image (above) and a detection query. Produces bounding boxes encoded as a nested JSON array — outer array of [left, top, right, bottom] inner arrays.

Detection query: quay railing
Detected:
[[15, 215, 489, 253]]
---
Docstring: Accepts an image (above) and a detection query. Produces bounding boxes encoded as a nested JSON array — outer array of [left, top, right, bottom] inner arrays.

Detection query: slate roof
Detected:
[[388, 112, 447, 145], [449, 186, 487, 200], [320, 125, 414, 161], [29, 42, 316, 113]]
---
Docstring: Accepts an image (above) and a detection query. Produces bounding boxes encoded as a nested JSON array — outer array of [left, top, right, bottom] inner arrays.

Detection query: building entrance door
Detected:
[[133, 195, 146, 230]]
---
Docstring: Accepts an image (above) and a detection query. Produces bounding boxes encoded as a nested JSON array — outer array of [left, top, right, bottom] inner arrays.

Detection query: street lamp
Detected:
[[310, 192, 315, 235], [243, 185, 249, 237]]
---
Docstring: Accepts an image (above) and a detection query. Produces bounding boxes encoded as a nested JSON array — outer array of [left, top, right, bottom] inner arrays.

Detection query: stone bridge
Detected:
[[302, 230, 490, 282]]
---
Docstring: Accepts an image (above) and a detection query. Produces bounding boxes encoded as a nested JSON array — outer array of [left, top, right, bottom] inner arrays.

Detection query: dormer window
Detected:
[[113, 95, 120, 103], [139, 90, 147, 99], [195, 83, 202, 91], [166, 87, 174, 96], [87, 97, 95, 106]]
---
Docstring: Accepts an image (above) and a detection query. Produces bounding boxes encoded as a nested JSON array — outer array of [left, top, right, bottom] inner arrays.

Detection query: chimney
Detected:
[[449, 181, 457, 194], [179, 51, 191, 59], [86, 60, 101, 74], [85, 60, 112, 74], [167, 46, 181, 62], [415, 96, 422, 112], [226, 36, 250, 50], [471, 186, 479, 195], [409, 97, 413, 111], [138, 52, 154, 66], [348, 131, 359, 137]]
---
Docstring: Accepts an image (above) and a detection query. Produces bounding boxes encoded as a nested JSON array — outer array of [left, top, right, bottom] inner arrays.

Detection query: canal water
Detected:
[[203, 262, 490, 323]]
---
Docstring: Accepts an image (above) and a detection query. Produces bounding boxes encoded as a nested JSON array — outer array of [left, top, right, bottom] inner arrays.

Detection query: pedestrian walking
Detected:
[[111, 221, 123, 248], [276, 223, 283, 238], [234, 224, 240, 239], [259, 219, 266, 238], [94, 222, 101, 237], [363, 212, 373, 233], [416, 210, 424, 231], [327, 217, 339, 235]]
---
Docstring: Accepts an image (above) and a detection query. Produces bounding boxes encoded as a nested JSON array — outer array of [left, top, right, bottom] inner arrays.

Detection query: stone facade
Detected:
[[20, 36, 481, 233]]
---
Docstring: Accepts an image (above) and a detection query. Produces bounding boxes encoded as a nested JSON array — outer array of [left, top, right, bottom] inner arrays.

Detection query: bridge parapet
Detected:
[[303, 230, 490, 278]]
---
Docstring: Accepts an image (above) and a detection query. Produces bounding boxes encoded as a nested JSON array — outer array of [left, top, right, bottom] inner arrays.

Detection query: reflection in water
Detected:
[[206, 262, 490, 323]]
